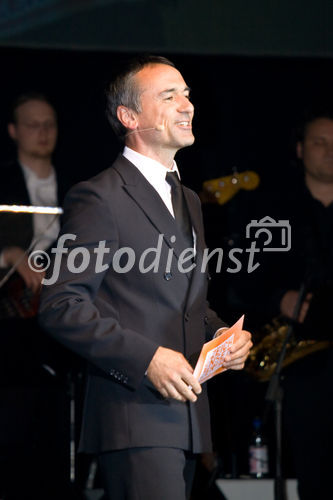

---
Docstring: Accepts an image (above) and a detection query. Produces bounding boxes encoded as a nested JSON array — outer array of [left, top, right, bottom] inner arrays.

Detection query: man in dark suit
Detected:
[[0, 93, 73, 499], [39, 56, 252, 500]]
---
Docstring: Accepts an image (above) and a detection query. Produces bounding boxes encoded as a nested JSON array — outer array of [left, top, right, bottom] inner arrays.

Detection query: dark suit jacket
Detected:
[[39, 154, 226, 454], [0, 161, 35, 260], [0, 160, 72, 381], [0, 160, 68, 267]]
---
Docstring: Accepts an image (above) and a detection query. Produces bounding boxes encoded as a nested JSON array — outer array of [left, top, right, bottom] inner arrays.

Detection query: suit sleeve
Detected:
[[204, 302, 229, 340], [38, 182, 159, 390]]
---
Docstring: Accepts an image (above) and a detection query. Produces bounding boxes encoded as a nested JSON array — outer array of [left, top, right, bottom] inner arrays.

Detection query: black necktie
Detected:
[[166, 171, 193, 247]]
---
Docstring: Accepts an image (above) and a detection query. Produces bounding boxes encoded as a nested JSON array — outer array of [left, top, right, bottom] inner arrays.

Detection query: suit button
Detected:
[[164, 272, 172, 281], [185, 312, 190, 321]]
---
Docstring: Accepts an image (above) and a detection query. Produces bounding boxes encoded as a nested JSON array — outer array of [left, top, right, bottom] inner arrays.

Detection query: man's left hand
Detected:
[[223, 330, 252, 370]]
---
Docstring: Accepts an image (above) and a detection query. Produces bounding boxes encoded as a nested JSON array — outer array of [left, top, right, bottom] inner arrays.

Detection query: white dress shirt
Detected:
[[123, 146, 197, 250], [123, 146, 178, 217], [21, 164, 60, 252], [0, 164, 60, 268]]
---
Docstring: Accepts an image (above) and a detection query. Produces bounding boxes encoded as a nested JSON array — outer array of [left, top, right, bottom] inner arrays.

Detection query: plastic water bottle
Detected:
[[249, 417, 269, 478]]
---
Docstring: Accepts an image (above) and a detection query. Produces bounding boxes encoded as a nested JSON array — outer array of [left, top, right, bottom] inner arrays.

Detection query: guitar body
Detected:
[[0, 274, 40, 319]]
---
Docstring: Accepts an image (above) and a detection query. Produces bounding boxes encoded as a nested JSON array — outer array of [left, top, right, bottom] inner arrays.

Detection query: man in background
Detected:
[[223, 107, 333, 499], [0, 92, 60, 284], [0, 93, 73, 499], [276, 108, 333, 500]]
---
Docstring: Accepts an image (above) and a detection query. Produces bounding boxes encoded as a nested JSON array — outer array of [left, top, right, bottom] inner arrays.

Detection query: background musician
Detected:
[[219, 106, 333, 499], [0, 93, 74, 499]]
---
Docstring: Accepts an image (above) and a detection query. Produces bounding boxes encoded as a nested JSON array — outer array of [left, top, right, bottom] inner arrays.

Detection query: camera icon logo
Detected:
[[245, 216, 291, 252]]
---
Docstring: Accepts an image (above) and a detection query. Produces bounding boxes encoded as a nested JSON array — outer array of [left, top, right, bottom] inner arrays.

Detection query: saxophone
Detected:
[[245, 316, 332, 382]]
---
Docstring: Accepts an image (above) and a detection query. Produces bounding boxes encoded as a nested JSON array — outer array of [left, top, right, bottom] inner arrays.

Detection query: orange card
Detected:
[[193, 315, 244, 383]]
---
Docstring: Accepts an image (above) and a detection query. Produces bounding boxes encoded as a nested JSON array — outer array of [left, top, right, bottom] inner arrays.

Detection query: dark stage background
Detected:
[[1, 47, 333, 194], [0, 1, 332, 496], [1, 43, 333, 486]]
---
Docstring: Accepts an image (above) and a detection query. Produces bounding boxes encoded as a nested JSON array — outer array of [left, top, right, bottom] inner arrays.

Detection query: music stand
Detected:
[[263, 283, 306, 500]]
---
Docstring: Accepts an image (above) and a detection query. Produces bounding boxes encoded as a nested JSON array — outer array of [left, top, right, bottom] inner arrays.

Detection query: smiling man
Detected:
[[39, 56, 252, 500], [119, 62, 195, 165]]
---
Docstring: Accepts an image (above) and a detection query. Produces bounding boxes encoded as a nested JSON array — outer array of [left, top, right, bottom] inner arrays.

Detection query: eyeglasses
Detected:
[[19, 121, 57, 132]]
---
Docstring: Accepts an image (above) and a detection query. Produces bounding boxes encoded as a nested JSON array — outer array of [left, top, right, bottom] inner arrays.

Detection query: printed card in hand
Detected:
[[193, 315, 245, 383]]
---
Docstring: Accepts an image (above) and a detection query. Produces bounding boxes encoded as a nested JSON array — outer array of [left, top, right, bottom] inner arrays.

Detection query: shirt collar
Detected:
[[20, 162, 55, 184], [122, 146, 180, 183]]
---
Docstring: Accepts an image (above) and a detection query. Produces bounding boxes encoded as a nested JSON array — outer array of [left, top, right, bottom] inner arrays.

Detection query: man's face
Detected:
[[8, 100, 57, 160], [297, 118, 333, 183], [132, 64, 194, 157]]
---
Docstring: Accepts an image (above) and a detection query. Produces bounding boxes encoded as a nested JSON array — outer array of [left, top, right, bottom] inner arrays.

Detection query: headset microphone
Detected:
[[126, 125, 165, 136]]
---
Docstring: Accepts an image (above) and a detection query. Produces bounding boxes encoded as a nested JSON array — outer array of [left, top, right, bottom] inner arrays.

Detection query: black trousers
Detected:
[[98, 447, 197, 500]]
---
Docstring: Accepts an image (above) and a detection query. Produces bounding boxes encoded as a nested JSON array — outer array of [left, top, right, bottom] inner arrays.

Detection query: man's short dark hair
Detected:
[[105, 55, 175, 140], [9, 92, 56, 124], [296, 105, 333, 143]]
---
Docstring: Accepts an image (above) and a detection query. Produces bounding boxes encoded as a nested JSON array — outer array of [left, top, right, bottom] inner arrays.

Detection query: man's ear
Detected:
[[117, 106, 138, 132], [8, 123, 17, 142], [296, 141, 303, 160]]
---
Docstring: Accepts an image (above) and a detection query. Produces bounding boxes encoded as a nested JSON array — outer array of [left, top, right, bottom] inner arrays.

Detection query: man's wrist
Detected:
[[213, 327, 229, 339]]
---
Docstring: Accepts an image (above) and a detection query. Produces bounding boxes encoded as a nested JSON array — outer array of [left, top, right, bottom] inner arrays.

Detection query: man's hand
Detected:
[[3, 246, 44, 293], [223, 330, 253, 370], [280, 290, 313, 323], [146, 346, 202, 403]]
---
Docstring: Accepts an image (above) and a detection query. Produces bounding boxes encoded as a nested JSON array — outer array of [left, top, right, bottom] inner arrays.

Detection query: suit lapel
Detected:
[[182, 187, 208, 309], [113, 155, 195, 265], [10, 161, 31, 205], [183, 188, 205, 253]]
